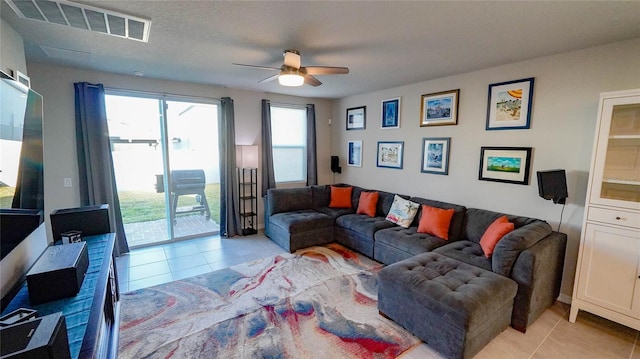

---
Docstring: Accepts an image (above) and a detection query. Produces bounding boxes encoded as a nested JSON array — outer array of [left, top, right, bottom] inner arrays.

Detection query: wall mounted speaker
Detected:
[[331, 156, 342, 174], [537, 170, 568, 204]]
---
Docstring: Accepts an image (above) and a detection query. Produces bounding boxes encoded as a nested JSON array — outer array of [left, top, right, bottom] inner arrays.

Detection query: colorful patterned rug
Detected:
[[118, 243, 419, 358]]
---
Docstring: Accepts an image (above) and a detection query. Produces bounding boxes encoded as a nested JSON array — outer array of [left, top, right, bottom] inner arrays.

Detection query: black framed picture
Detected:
[[479, 146, 533, 185], [346, 106, 366, 130], [376, 141, 404, 169], [421, 137, 451, 175]]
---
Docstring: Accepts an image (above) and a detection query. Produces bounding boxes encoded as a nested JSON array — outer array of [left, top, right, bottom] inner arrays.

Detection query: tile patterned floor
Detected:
[[115, 232, 639, 358]]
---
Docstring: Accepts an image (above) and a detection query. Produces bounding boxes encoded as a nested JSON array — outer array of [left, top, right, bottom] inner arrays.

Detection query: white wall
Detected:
[[26, 63, 334, 235], [0, 18, 27, 76], [332, 38, 640, 300]]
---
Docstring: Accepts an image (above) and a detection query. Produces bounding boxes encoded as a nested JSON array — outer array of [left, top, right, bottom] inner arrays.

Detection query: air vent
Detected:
[[5, 0, 151, 42]]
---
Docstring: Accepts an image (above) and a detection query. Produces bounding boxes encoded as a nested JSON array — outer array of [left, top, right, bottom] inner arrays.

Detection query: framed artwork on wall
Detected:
[[420, 89, 459, 127], [478, 146, 533, 185], [347, 141, 362, 167], [486, 77, 534, 130], [421, 137, 451, 175], [377, 141, 404, 169], [346, 106, 366, 130], [381, 97, 401, 129]]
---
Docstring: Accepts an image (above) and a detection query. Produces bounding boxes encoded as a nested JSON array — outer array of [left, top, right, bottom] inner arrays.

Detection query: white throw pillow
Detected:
[[385, 195, 419, 228]]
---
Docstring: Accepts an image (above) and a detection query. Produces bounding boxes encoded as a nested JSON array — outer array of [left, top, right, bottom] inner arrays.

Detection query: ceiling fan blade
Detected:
[[283, 50, 301, 69], [303, 74, 322, 87], [303, 66, 349, 75], [232, 63, 280, 71], [258, 73, 281, 84]]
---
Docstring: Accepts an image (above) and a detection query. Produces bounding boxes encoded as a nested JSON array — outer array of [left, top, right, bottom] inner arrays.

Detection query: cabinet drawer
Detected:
[[588, 207, 640, 228]]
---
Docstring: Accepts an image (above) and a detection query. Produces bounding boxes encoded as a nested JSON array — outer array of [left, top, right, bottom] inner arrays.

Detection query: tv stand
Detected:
[[1, 233, 120, 358]]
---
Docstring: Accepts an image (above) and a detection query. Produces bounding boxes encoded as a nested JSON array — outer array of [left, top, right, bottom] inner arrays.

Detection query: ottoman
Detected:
[[378, 252, 518, 359]]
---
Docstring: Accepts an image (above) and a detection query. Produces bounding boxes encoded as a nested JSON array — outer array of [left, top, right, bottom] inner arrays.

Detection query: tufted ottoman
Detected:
[[378, 252, 518, 359], [269, 210, 334, 252]]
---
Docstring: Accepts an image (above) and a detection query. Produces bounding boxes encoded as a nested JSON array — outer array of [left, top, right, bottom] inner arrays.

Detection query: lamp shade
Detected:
[[236, 145, 259, 169]]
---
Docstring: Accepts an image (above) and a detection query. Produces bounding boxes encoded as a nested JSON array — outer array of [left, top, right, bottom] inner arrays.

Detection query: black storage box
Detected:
[[0, 312, 71, 359], [50, 204, 111, 242], [26, 242, 89, 305]]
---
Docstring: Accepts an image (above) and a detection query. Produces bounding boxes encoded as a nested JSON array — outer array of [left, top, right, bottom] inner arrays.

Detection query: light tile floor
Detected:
[[116, 232, 639, 358]]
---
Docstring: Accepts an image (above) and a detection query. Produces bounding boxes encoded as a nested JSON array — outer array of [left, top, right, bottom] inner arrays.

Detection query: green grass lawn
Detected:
[[118, 183, 220, 224], [0, 187, 15, 208]]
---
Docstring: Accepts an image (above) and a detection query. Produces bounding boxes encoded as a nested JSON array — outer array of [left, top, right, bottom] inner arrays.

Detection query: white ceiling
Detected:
[[2, 1, 640, 99]]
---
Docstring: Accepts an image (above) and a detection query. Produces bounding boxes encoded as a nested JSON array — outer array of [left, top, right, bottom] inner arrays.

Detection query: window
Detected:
[[270, 106, 307, 183]]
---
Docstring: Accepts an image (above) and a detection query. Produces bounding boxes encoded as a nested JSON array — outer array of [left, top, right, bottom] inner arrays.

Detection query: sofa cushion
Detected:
[[270, 210, 334, 234], [433, 241, 492, 271], [329, 186, 353, 208], [357, 191, 379, 217], [461, 208, 541, 243], [479, 216, 515, 258], [336, 213, 396, 238], [316, 206, 355, 219], [417, 205, 455, 240], [385, 195, 419, 228], [311, 185, 331, 208], [409, 197, 466, 241], [267, 187, 311, 215], [492, 221, 552, 276], [375, 226, 448, 256]]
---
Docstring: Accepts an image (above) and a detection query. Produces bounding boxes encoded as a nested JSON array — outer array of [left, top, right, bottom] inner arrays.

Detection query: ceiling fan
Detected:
[[233, 50, 349, 87]]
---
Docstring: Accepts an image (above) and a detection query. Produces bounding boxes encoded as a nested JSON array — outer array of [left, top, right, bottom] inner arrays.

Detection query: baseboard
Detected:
[[558, 293, 572, 305]]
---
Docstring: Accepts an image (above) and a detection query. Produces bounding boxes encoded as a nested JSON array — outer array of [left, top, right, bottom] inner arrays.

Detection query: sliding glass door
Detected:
[[105, 92, 220, 248]]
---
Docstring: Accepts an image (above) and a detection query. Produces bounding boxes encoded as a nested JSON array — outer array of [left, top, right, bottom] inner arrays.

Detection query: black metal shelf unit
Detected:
[[237, 168, 257, 235]]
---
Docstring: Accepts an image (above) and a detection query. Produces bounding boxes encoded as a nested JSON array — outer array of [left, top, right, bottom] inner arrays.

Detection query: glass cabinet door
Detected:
[[590, 94, 640, 209]]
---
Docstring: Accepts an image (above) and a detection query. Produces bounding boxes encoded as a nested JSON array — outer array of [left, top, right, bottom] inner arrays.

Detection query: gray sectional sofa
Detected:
[[264, 184, 566, 333]]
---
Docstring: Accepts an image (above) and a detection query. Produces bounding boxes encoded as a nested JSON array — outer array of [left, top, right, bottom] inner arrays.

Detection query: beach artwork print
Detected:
[[495, 89, 523, 122]]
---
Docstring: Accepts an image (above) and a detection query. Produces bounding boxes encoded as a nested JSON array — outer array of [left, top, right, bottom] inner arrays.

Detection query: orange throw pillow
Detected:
[[329, 186, 353, 208], [357, 191, 379, 217], [479, 216, 515, 258], [417, 205, 455, 240]]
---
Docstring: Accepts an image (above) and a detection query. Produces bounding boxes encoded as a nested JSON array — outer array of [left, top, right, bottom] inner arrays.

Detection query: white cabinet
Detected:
[[570, 89, 640, 331]]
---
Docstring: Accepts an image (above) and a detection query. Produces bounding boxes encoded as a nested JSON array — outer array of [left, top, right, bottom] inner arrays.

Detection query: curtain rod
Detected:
[[104, 86, 221, 103], [267, 101, 308, 109]]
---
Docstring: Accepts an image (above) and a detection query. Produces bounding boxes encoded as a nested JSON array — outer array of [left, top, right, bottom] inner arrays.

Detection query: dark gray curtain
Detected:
[[74, 82, 128, 256], [261, 100, 276, 195], [12, 89, 44, 210], [306, 104, 318, 186], [219, 97, 240, 237]]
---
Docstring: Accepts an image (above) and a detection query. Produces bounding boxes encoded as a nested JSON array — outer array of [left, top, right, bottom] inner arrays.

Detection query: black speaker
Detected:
[[331, 156, 342, 173], [537, 170, 568, 204], [50, 204, 111, 242]]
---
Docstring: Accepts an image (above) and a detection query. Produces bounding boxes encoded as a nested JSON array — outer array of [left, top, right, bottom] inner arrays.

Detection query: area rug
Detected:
[[118, 243, 420, 358]]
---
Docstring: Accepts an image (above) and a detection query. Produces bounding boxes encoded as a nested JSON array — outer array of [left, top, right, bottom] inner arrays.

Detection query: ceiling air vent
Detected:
[[5, 0, 151, 42]]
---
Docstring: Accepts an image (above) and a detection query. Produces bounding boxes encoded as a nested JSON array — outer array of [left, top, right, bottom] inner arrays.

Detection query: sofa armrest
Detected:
[[266, 187, 312, 216], [509, 231, 567, 332], [492, 221, 552, 276]]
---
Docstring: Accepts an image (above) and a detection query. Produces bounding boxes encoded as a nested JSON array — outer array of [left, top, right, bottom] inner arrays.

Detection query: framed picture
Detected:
[[420, 89, 459, 126], [421, 137, 451, 175], [347, 140, 362, 167], [377, 141, 404, 169], [346, 106, 366, 130], [486, 77, 534, 130], [381, 97, 401, 129], [478, 147, 533, 185]]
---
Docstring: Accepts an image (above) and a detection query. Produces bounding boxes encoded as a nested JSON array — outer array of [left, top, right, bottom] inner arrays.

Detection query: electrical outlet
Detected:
[[64, 178, 72, 187]]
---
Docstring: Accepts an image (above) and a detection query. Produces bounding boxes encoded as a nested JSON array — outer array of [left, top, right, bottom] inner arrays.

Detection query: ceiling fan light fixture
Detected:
[[278, 68, 304, 87]]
